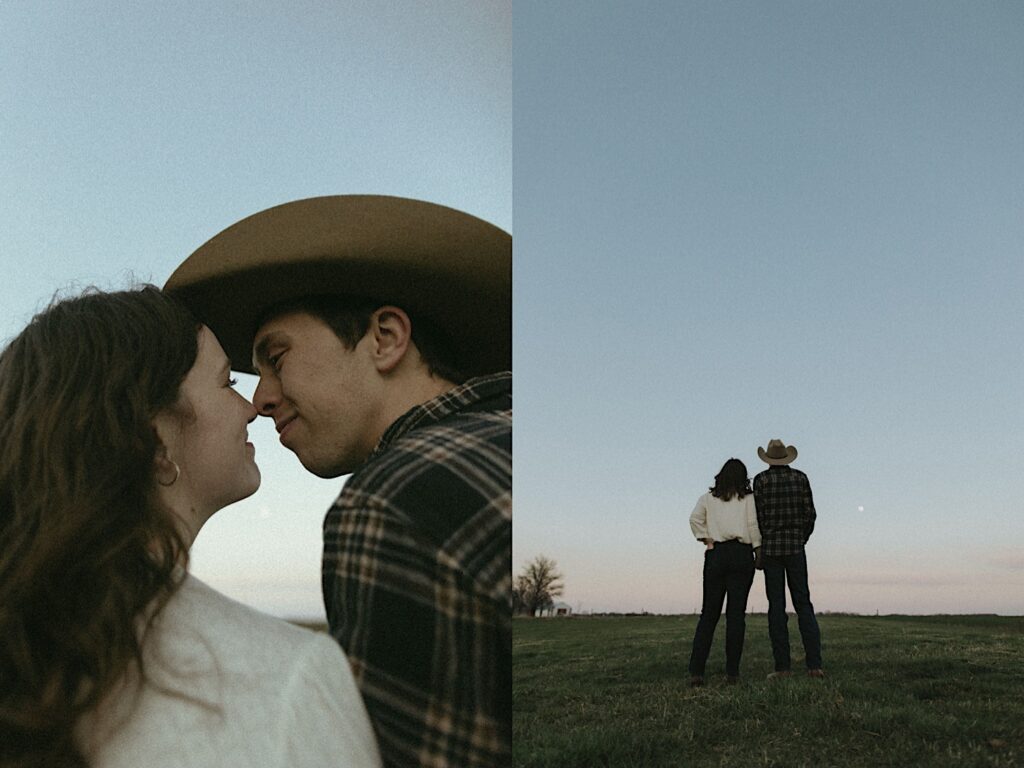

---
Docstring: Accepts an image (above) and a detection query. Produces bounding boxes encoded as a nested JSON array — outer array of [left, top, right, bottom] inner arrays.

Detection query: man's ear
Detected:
[[368, 306, 413, 374]]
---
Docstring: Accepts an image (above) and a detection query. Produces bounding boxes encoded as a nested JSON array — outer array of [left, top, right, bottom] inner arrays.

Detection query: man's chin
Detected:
[[297, 452, 353, 480]]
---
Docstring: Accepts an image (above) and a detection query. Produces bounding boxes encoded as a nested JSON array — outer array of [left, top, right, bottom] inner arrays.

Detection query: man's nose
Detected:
[[252, 376, 280, 416]]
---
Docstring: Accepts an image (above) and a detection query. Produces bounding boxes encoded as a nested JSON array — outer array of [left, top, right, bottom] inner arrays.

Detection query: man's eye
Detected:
[[269, 353, 283, 370]]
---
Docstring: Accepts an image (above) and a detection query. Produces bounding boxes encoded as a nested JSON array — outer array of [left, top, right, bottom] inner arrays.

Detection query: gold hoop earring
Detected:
[[159, 461, 180, 487]]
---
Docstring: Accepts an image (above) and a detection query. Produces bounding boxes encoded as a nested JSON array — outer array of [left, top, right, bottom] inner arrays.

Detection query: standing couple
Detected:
[[687, 440, 824, 685], [0, 196, 511, 767]]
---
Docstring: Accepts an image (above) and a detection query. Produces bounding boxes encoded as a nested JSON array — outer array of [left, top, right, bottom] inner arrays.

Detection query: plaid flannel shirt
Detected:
[[322, 372, 511, 768], [753, 466, 816, 557]]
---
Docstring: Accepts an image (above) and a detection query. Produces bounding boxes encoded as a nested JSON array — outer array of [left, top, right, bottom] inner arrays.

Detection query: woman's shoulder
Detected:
[[706, 492, 752, 506], [156, 575, 343, 672], [82, 576, 379, 768]]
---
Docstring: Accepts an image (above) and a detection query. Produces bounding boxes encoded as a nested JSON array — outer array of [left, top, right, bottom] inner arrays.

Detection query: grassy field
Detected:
[[514, 614, 1024, 767]]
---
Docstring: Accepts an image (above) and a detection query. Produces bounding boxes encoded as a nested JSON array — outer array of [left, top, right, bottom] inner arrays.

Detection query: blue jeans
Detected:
[[688, 540, 755, 677], [763, 550, 822, 671]]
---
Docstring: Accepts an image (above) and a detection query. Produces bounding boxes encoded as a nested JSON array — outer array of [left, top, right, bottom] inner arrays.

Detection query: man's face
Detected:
[[252, 310, 383, 477]]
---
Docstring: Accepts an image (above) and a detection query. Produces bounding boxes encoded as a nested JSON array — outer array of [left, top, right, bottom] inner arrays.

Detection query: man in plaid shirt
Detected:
[[166, 196, 511, 767], [753, 439, 824, 679], [320, 371, 511, 767]]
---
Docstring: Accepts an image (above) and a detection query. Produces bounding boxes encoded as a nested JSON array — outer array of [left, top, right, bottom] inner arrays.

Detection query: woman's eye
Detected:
[[228, 377, 238, 387]]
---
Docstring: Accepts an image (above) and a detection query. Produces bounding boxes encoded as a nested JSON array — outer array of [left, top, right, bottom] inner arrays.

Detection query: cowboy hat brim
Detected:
[[164, 195, 511, 376], [758, 445, 798, 465]]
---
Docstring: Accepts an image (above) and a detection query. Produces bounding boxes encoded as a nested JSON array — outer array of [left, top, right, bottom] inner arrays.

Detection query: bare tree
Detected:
[[516, 555, 564, 616], [512, 573, 529, 616]]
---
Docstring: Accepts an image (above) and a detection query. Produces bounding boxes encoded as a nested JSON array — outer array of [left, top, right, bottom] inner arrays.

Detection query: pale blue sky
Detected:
[[1, 1, 510, 619], [3, 3, 1021, 619], [513, 2, 1023, 614]]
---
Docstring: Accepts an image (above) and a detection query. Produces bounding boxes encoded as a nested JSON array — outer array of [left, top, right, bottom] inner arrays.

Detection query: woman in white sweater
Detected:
[[0, 287, 381, 768], [687, 458, 762, 686]]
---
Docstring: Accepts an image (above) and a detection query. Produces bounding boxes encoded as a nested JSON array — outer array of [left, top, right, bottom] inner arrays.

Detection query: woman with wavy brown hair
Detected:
[[686, 457, 762, 687], [0, 287, 380, 768]]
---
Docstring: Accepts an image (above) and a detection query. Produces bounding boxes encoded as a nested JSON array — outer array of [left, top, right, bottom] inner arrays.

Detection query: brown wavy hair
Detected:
[[0, 286, 200, 767], [709, 458, 752, 501]]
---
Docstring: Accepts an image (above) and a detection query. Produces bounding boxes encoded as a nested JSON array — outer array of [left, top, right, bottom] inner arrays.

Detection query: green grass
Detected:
[[514, 614, 1024, 767]]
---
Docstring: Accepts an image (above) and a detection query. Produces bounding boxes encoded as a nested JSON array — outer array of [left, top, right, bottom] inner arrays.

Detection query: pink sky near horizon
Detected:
[[530, 546, 1024, 617]]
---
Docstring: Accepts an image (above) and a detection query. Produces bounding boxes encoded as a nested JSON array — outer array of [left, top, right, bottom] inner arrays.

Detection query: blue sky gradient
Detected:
[[1, 1, 510, 619], [2, 2, 1020, 617], [513, 1, 1023, 615]]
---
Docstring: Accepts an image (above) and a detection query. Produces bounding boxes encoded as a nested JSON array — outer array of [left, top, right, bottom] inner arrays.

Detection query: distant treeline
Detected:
[[516, 612, 1021, 621]]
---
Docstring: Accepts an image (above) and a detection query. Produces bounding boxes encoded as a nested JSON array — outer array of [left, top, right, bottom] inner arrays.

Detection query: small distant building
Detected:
[[536, 601, 573, 617]]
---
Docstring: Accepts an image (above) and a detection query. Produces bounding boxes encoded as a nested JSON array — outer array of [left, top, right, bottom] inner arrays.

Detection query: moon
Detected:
[[857, 505, 864, 512]]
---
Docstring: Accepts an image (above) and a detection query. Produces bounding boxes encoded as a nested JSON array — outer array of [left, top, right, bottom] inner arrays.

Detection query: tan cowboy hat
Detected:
[[758, 439, 798, 465], [164, 195, 511, 376]]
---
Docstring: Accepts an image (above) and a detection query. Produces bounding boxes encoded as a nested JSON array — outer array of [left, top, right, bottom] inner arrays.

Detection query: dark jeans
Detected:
[[688, 540, 755, 677], [763, 550, 822, 671]]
